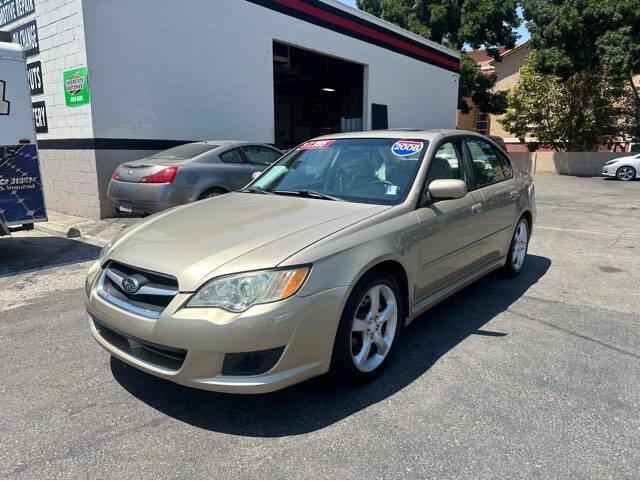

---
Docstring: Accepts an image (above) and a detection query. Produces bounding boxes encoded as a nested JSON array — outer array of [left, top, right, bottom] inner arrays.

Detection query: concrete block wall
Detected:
[[510, 152, 638, 177], [33, 0, 93, 140], [39, 148, 99, 218]]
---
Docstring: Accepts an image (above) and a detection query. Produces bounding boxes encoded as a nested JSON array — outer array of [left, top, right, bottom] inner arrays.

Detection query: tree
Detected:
[[521, 0, 640, 141], [500, 54, 634, 151], [357, 0, 520, 114]]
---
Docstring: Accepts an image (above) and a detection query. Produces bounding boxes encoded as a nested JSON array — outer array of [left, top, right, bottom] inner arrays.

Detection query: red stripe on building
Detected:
[[274, 0, 460, 71]]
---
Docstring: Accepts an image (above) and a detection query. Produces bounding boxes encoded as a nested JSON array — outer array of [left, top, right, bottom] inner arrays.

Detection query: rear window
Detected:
[[150, 143, 218, 160]]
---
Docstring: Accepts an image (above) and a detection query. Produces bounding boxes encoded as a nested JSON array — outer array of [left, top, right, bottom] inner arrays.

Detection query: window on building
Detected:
[[474, 113, 489, 135]]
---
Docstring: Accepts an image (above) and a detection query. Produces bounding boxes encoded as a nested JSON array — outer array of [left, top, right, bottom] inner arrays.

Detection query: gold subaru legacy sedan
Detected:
[[86, 130, 535, 394]]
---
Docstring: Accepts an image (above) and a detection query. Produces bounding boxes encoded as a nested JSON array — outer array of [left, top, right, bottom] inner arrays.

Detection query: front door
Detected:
[[414, 140, 486, 300]]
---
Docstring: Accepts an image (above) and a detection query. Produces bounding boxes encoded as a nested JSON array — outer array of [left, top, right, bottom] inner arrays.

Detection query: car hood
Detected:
[[105, 192, 389, 291]]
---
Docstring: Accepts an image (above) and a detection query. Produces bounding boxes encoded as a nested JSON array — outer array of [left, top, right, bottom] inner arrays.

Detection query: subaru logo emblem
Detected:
[[121, 277, 140, 294]]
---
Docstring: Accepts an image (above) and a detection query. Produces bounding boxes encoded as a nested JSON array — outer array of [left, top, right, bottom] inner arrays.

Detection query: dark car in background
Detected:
[[108, 141, 282, 215]]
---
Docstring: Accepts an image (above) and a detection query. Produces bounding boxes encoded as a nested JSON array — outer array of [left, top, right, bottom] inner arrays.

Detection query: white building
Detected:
[[1, 0, 460, 218]]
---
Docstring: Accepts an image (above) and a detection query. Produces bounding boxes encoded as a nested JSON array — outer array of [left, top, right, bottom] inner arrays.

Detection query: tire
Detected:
[[199, 187, 226, 200], [503, 216, 530, 276], [329, 271, 404, 384], [616, 166, 636, 181]]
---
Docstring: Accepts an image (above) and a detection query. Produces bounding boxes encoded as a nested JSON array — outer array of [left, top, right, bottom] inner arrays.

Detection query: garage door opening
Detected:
[[273, 41, 364, 149]]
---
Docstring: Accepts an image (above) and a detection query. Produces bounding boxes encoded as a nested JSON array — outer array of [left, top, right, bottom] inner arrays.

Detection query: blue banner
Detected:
[[0, 144, 46, 225]]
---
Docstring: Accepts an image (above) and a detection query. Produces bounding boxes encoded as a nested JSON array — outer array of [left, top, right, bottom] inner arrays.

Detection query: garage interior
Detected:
[[273, 41, 364, 149]]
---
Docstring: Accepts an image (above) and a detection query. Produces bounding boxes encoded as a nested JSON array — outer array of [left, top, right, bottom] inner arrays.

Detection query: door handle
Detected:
[[471, 202, 482, 215], [510, 190, 519, 200]]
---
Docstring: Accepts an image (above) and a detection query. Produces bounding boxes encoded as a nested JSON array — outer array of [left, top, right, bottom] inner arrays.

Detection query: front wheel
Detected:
[[330, 272, 404, 383], [616, 166, 636, 181], [503, 216, 530, 276]]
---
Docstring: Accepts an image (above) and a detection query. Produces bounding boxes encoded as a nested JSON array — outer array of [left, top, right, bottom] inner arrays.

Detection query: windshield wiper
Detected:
[[240, 187, 273, 195], [272, 190, 344, 201]]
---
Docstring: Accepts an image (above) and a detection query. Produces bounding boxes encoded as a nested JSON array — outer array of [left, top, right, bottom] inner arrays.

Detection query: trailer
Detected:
[[0, 39, 47, 236]]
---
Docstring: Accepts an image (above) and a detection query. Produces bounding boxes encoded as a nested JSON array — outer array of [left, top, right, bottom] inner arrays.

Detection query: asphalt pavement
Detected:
[[1, 174, 639, 478]]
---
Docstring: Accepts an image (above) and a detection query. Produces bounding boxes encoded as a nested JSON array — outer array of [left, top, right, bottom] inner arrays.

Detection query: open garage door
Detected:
[[273, 41, 364, 149]]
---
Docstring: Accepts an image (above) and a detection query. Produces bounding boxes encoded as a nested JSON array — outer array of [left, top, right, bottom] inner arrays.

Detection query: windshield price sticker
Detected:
[[392, 140, 424, 157], [298, 140, 335, 150]]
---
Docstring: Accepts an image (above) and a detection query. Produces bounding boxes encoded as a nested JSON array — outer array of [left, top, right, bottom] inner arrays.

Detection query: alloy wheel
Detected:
[[511, 220, 528, 271], [617, 166, 635, 181], [350, 284, 398, 373]]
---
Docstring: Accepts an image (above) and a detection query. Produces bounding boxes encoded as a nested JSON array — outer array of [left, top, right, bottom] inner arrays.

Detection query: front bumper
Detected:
[[601, 166, 616, 177], [86, 271, 348, 394]]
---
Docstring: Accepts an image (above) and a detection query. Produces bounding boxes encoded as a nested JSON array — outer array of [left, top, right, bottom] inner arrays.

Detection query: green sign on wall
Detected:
[[63, 67, 90, 107]]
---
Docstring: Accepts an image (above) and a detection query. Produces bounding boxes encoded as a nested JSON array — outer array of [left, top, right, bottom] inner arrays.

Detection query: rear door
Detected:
[[414, 138, 486, 300], [463, 137, 519, 262]]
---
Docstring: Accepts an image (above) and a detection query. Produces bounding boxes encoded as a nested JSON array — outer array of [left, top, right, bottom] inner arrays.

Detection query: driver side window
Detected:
[[425, 142, 467, 187]]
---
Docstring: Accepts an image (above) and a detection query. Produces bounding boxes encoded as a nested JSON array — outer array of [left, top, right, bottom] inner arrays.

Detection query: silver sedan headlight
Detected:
[[187, 266, 311, 313]]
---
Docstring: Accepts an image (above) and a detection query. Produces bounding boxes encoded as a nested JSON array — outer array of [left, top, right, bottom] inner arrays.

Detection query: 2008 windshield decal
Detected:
[[392, 140, 423, 157], [0, 80, 9, 115]]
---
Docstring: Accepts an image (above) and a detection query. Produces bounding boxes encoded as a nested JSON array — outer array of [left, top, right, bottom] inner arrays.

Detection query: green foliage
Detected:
[[459, 54, 507, 115], [500, 54, 635, 151], [521, 0, 640, 141], [356, 0, 520, 114]]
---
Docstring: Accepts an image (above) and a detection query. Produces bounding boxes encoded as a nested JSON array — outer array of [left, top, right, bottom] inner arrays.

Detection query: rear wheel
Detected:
[[330, 272, 404, 383], [503, 216, 529, 276], [199, 187, 226, 199], [616, 166, 636, 181]]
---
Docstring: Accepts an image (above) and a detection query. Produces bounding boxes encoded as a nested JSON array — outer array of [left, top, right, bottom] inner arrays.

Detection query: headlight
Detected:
[[605, 160, 618, 165], [187, 266, 310, 312]]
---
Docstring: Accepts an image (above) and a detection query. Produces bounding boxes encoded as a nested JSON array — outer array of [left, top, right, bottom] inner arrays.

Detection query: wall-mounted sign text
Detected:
[[26, 60, 43, 95], [63, 67, 90, 107], [10, 19, 38, 56], [0, 0, 35, 28], [32, 100, 47, 133]]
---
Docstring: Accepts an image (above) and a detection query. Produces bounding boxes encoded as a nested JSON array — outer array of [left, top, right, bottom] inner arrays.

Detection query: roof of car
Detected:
[[313, 129, 481, 142]]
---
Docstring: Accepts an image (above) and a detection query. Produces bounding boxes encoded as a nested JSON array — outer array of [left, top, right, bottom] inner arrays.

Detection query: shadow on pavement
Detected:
[[112, 254, 551, 437], [0, 235, 100, 278]]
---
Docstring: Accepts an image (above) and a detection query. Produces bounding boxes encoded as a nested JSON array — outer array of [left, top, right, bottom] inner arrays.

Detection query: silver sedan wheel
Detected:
[[511, 220, 529, 271], [350, 284, 398, 373], [617, 166, 636, 181]]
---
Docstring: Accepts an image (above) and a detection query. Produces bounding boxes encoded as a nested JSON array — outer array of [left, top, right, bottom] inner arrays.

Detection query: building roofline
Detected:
[[489, 40, 530, 65], [320, 0, 459, 59]]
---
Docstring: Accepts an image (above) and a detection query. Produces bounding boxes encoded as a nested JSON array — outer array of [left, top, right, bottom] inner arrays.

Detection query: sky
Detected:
[[337, 0, 531, 44]]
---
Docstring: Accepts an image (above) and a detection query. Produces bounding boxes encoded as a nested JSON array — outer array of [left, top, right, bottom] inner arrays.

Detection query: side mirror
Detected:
[[428, 179, 467, 201], [251, 171, 262, 180]]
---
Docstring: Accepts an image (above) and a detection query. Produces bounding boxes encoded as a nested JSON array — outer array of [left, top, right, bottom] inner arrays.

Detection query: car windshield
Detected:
[[249, 138, 427, 205], [150, 143, 218, 160]]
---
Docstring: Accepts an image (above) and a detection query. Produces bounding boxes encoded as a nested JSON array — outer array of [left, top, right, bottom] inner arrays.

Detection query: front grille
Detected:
[[93, 319, 186, 371], [97, 261, 179, 319]]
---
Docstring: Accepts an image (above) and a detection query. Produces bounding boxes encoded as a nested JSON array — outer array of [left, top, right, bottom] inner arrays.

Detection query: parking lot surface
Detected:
[[1, 175, 639, 478]]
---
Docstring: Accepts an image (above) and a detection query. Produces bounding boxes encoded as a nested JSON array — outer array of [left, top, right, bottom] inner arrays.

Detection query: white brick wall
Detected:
[[82, 0, 459, 142]]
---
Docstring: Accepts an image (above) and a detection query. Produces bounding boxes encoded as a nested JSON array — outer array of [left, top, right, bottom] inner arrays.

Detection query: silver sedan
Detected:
[[108, 141, 283, 215]]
